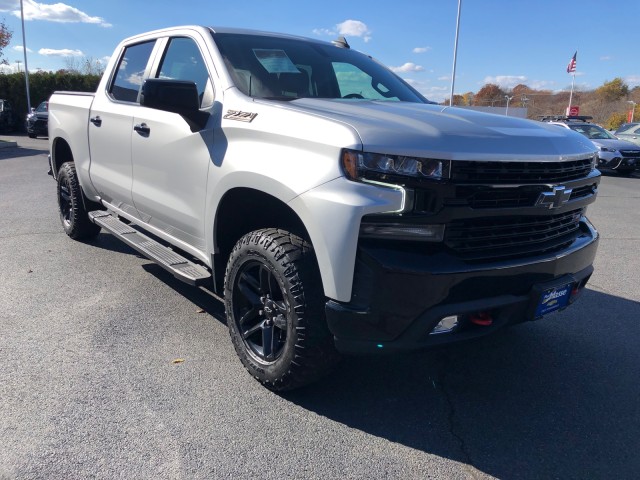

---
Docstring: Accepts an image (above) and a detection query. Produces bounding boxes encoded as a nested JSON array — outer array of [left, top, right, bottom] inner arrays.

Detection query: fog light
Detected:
[[360, 223, 445, 242], [430, 315, 459, 335]]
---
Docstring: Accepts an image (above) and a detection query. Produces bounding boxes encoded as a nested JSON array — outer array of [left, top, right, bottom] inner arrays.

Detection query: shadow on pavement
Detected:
[[78, 233, 640, 478], [281, 289, 640, 479], [0, 146, 48, 160]]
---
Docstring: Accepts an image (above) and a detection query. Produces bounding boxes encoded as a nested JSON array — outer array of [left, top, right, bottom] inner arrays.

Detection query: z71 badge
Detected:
[[223, 110, 258, 122]]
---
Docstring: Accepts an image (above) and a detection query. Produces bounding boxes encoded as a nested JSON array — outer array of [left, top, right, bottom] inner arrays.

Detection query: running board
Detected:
[[88, 211, 211, 286]]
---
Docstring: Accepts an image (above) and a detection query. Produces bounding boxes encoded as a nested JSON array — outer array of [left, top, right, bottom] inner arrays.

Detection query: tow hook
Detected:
[[469, 312, 493, 326]]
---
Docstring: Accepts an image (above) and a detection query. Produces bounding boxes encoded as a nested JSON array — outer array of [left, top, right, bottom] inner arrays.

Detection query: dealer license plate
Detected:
[[534, 283, 573, 318]]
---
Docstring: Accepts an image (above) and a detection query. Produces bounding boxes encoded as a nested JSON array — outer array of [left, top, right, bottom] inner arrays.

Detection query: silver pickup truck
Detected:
[[48, 25, 600, 390]]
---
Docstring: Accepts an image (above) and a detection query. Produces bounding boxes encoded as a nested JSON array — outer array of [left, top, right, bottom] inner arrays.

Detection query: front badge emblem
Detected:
[[535, 186, 573, 209]]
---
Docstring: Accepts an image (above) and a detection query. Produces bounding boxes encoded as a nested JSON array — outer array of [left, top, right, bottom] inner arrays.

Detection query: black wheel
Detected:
[[224, 229, 339, 391], [28, 133, 37, 138], [56, 162, 101, 240]]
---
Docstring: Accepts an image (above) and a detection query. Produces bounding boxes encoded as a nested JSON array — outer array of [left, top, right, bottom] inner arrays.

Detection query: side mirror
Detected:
[[140, 79, 208, 132]]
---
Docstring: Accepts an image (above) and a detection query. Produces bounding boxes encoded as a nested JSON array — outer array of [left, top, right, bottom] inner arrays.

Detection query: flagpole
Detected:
[[567, 73, 575, 115]]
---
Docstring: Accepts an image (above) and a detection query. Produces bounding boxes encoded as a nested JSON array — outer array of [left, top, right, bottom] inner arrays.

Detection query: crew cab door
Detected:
[[131, 36, 214, 250], [88, 40, 157, 215]]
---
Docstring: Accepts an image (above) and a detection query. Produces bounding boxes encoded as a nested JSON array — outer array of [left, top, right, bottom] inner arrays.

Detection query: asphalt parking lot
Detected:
[[1, 134, 639, 479]]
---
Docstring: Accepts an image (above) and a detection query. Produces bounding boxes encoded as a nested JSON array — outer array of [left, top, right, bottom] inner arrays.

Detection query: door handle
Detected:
[[90, 116, 102, 126], [134, 123, 150, 136]]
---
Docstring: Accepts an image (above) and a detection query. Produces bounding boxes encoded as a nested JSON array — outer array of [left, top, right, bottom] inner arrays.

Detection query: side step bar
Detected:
[[88, 211, 211, 286]]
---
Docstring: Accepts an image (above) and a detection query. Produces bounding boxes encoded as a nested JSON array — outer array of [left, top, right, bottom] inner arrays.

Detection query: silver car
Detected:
[[615, 123, 640, 147], [546, 118, 640, 175]]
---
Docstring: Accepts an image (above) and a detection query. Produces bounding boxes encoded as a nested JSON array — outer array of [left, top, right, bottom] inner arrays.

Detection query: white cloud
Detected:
[[0, 0, 111, 27], [625, 75, 640, 87], [483, 75, 528, 89], [38, 48, 83, 57], [437, 75, 450, 81], [401, 79, 448, 102], [412, 47, 431, 54], [312, 28, 335, 36], [390, 62, 424, 73], [529, 80, 557, 90], [599, 56, 612, 61], [0, 63, 18, 74], [336, 19, 372, 42], [13, 45, 33, 53]]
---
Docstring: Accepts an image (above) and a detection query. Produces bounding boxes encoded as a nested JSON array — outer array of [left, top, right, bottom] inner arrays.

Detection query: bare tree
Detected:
[[0, 19, 12, 65]]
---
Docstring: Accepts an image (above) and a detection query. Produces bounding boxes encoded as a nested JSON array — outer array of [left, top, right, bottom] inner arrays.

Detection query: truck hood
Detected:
[[268, 99, 596, 161]]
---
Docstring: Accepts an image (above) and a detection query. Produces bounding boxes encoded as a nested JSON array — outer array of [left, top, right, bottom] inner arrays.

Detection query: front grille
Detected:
[[456, 184, 596, 209], [451, 158, 593, 184], [463, 188, 539, 209], [445, 209, 583, 261], [620, 150, 640, 158]]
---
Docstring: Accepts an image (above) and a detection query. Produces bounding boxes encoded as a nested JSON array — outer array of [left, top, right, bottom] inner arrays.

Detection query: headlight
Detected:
[[342, 149, 450, 183], [598, 146, 615, 152]]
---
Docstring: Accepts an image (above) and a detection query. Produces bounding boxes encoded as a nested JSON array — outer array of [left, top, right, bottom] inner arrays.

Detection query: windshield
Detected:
[[568, 124, 617, 140], [212, 32, 426, 103], [616, 123, 639, 133]]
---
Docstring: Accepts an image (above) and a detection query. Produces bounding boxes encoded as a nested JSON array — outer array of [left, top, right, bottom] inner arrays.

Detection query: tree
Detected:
[[462, 91, 475, 106], [473, 83, 506, 106], [64, 56, 105, 76], [0, 19, 12, 64], [595, 78, 629, 102], [605, 112, 628, 131]]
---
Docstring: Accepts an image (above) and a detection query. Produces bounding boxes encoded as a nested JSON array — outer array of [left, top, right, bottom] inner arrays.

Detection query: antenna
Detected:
[[331, 36, 350, 49]]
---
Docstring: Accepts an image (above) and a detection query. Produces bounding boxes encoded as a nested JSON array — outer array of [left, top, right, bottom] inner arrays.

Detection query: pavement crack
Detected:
[[437, 351, 474, 468]]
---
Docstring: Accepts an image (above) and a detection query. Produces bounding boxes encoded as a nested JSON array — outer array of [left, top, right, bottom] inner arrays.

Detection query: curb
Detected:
[[0, 141, 18, 149]]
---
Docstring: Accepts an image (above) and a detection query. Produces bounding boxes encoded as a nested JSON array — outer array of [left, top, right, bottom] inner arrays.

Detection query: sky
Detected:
[[0, 0, 638, 103]]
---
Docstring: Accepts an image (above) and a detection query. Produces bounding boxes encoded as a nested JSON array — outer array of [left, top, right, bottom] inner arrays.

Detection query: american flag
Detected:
[[566, 51, 577, 74]]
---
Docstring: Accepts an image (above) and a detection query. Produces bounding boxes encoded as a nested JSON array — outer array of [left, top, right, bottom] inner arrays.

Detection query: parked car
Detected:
[[0, 99, 18, 133], [540, 115, 640, 175], [26, 101, 49, 138], [614, 122, 640, 147]]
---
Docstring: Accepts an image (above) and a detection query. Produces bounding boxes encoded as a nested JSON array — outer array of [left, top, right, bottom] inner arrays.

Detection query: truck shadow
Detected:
[[113, 260, 640, 479], [281, 289, 640, 479], [0, 146, 48, 160]]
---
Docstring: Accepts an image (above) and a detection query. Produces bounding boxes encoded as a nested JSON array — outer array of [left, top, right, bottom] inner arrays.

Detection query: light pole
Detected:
[[449, 0, 462, 107], [20, 0, 32, 113], [505, 95, 513, 116], [628, 101, 637, 123]]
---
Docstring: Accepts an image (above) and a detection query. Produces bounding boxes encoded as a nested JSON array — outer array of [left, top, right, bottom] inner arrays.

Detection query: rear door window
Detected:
[[110, 41, 156, 103]]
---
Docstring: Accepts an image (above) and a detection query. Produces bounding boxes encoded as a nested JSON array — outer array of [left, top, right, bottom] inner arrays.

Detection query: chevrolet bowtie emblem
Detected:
[[535, 186, 573, 209]]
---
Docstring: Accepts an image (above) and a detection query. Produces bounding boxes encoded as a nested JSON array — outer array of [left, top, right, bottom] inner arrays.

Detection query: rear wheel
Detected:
[[224, 229, 339, 391], [56, 162, 101, 240]]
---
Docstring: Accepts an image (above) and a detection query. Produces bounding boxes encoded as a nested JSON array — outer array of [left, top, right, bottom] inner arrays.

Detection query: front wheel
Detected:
[[224, 229, 339, 391], [56, 162, 101, 240]]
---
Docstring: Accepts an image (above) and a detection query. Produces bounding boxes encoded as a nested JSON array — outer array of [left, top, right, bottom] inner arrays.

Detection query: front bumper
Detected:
[[598, 153, 640, 172], [326, 217, 599, 354]]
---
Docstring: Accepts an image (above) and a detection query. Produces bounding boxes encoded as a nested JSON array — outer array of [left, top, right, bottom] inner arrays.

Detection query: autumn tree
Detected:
[[595, 78, 629, 102], [605, 112, 628, 130], [473, 83, 506, 106], [462, 91, 475, 106], [0, 19, 12, 64]]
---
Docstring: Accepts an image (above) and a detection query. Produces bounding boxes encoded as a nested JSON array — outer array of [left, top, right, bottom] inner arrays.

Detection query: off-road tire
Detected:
[[56, 162, 101, 240], [224, 228, 339, 391]]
